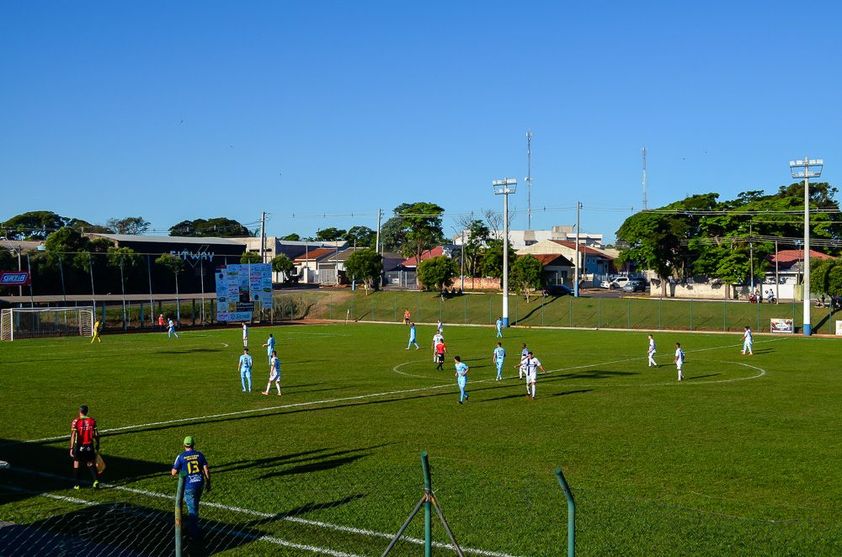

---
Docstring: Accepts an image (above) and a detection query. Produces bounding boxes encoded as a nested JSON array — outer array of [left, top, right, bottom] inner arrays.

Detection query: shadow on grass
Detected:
[[542, 370, 639, 382], [547, 389, 593, 398], [157, 348, 224, 354], [686, 373, 720, 381], [512, 295, 561, 325]]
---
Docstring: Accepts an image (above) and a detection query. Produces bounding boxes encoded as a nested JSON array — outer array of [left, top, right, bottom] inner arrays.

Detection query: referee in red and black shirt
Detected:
[[69, 405, 100, 489]]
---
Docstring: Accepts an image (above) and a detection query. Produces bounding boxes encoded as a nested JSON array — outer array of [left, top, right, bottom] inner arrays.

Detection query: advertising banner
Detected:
[[769, 318, 794, 334], [215, 264, 272, 322], [0, 272, 30, 286]]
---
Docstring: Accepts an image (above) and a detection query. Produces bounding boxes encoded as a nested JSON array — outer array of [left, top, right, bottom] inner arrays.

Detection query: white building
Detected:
[[453, 225, 603, 251]]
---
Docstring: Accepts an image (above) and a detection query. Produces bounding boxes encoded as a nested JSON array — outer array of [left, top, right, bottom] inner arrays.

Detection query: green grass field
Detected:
[[1, 322, 841, 556]]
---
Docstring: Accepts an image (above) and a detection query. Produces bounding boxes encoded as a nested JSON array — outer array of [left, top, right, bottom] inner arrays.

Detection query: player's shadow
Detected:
[[158, 347, 224, 354], [542, 370, 638, 382], [685, 373, 720, 381], [0, 440, 171, 500], [751, 348, 774, 354], [547, 389, 592, 398]]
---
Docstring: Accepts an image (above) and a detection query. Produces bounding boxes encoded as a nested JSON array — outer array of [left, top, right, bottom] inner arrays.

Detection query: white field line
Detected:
[[22, 338, 783, 445], [0, 485, 365, 557], [5, 469, 521, 557]]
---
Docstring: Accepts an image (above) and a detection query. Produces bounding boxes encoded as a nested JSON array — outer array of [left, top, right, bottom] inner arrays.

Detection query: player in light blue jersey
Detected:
[[262, 334, 276, 362], [492, 342, 506, 381], [262, 350, 282, 396], [406, 322, 419, 350], [495, 317, 503, 338], [454, 355, 469, 404], [238, 348, 253, 392]]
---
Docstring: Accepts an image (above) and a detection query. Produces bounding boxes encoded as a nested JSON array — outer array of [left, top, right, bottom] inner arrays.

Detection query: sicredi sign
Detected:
[[0, 272, 30, 286]]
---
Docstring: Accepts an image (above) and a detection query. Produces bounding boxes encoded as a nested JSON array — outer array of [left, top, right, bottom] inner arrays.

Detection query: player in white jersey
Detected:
[[432, 332, 444, 362], [517, 344, 529, 379], [741, 326, 753, 355], [524, 352, 545, 399], [167, 318, 178, 339], [262, 350, 282, 396], [674, 342, 685, 381], [242, 322, 249, 348], [436, 320, 443, 335], [492, 342, 506, 381], [647, 335, 657, 367]]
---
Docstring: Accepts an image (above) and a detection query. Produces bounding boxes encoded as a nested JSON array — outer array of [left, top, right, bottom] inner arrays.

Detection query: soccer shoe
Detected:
[[261, 392, 269, 395], [93, 480, 100, 489], [73, 485, 80, 490]]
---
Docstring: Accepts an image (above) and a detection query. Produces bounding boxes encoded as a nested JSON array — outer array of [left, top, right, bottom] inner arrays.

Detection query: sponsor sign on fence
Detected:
[[770, 318, 794, 334], [836, 321, 842, 336], [215, 264, 272, 322], [0, 272, 30, 286]]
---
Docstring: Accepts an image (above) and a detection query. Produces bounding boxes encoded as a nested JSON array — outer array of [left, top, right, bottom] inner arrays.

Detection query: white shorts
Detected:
[[269, 369, 280, 381], [526, 370, 537, 383]]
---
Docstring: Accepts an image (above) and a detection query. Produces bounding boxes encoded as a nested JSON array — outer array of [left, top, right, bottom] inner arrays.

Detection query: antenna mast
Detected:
[[642, 146, 648, 210], [526, 130, 533, 229]]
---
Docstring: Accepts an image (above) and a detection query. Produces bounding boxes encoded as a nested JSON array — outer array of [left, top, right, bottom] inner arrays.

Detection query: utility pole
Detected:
[[375, 208, 382, 254], [526, 130, 533, 229], [259, 211, 266, 263], [642, 147, 648, 211], [749, 222, 754, 291], [460, 229, 465, 292], [574, 202, 582, 297], [375, 208, 383, 289]]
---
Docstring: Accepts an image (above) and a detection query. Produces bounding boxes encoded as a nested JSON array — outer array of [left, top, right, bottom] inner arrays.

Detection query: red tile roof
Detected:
[[401, 246, 445, 267], [293, 247, 335, 262], [528, 253, 573, 266], [549, 240, 613, 258], [769, 249, 834, 265]]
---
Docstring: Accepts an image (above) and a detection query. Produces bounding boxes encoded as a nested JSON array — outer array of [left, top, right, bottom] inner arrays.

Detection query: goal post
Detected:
[[0, 306, 95, 341]]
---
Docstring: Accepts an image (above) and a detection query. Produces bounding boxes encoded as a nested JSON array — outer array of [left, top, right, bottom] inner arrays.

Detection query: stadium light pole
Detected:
[[493, 178, 517, 328], [789, 157, 824, 336]]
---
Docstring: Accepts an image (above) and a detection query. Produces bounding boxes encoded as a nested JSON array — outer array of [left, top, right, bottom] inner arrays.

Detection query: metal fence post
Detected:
[[175, 473, 185, 557], [421, 451, 433, 557], [555, 467, 575, 557], [689, 299, 694, 331]]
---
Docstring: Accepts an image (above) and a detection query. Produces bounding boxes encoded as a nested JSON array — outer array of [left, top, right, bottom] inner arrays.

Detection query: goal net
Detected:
[[0, 306, 95, 341]]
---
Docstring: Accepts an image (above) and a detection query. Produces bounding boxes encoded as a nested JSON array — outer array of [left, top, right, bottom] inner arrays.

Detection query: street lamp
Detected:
[[492, 178, 517, 328], [789, 157, 824, 336]]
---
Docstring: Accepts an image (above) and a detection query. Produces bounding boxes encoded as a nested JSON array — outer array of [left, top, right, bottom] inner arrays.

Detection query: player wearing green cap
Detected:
[[171, 436, 211, 541]]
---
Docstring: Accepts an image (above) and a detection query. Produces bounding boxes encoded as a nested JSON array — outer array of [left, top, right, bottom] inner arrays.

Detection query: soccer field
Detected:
[[1, 323, 840, 556]]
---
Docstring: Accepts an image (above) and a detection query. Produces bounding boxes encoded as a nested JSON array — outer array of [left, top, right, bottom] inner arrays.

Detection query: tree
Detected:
[[315, 227, 347, 242], [271, 254, 295, 283], [155, 253, 185, 319], [811, 258, 835, 297], [828, 264, 842, 298], [379, 216, 406, 253], [417, 256, 457, 292], [344, 226, 376, 248], [240, 251, 262, 264], [510, 255, 544, 302], [66, 218, 111, 234], [481, 239, 517, 280], [107, 217, 150, 235], [2, 211, 66, 240], [280, 233, 301, 241], [392, 202, 445, 263], [344, 248, 383, 293], [107, 247, 139, 326], [169, 218, 251, 237], [462, 219, 490, 277]]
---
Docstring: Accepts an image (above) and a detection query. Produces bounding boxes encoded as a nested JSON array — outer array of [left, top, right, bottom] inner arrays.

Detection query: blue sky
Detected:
[[2, 1, 840, 242]]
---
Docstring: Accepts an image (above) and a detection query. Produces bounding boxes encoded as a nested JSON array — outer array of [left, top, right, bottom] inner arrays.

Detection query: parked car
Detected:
[[543, 284, 573, 296], [621, 280, 646, 292]]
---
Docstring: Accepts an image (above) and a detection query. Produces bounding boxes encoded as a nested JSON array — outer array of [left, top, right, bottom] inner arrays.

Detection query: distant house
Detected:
[[766, 249, 835, 295], [517, 239, 614, 280], [525, 254, 574, 286], [400, 245, 461, 270], [293, 247, 337, 284]]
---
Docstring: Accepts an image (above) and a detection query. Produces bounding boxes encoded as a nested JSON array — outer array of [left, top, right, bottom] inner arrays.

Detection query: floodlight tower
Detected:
[[789, 157, 824, 336], [493, 178, 517, 328], [526, 131, 533, 229]]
